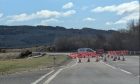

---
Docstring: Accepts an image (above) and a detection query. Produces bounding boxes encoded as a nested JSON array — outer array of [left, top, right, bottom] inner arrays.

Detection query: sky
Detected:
[[0, 0, 139, 30]]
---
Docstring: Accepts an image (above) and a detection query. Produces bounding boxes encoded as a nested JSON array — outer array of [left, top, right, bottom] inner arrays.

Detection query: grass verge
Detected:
[[0, 55, 70, 74]]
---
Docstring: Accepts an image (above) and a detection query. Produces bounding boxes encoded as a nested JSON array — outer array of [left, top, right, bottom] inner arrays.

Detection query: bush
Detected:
[[19, 50, 32, 58], [0, 49, 6, 53], [46, 46, 55, 52]]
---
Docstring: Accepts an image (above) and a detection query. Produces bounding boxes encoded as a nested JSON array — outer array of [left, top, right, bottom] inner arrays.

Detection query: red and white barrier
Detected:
[[68, 50, 129, 63], [69, 52, 97, 59]]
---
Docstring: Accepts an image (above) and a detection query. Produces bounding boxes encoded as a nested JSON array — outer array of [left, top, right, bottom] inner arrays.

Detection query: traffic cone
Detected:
[[78, 58, 81, 63], [104, 56, 107, 62], [113, 56, 116, 61], [118, 56, 120, 60], [95, 56, 99, 62], [122, 56, 126, 61], [87, 58, 90, 62], [107, 55, 109, 58]]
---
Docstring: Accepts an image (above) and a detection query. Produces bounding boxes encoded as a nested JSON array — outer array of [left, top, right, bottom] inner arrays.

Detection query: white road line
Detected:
[[31, 58, 78, 84], [31, 69, 55, 84], [100, 61, 116, 69], [43, 58, 78, 84], [101, 61, 133, 75], [104, 63, 117, 69], [43, 68, 63, 84], [119, 68, 132, 74]]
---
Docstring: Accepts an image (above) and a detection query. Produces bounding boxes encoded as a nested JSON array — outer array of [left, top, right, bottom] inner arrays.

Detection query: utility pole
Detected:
[[53, 55, 56, 66]]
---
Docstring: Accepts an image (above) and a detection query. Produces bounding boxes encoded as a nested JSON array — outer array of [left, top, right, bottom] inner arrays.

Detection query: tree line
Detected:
[[53, 21, 140, 52]]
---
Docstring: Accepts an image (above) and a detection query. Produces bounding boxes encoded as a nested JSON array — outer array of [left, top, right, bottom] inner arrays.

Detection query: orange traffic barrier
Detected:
[[107, 50, 129, 62], [69, 52, 78, 59]]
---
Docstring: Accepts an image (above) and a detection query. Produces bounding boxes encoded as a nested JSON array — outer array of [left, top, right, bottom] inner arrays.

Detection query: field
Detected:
[[0, 55, 70, 74], [0, 52, 20, 60]]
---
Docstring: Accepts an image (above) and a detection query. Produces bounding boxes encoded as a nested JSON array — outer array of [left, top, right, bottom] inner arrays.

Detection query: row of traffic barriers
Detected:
[[107, 50, 129, 57], [106, 50, 129, 61], [68, 50, 129, 63], [69, 52, 97, 59]]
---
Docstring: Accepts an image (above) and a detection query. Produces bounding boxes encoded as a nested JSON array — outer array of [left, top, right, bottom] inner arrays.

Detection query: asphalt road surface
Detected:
[[0, 55, 139, 84], [45, 56, 139, 84], [0, 68, 51, 84]]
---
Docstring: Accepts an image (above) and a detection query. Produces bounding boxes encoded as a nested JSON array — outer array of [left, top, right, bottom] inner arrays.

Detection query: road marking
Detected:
[[43, 58, 78, 84], [119, 68, 132, 74], [104, 63, 117, 69], [101, 61, 133, 75], [100, 61, 116, 69], [43, 68, 63, 84], [31, 69, 55, 84]]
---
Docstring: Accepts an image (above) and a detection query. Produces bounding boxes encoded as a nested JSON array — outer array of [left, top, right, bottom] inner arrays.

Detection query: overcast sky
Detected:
[[0, 0, 139, 30]]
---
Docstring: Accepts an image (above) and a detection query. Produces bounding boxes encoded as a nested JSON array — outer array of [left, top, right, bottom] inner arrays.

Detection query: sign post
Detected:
[[53, 56, 56, 66]]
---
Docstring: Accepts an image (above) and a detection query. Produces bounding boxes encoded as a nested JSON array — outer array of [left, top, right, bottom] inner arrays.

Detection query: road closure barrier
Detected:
[[107, 50, 128, 61], [69, 52, 78, 59], [107, 50, 128, 57], [69, 52, 97, 59], [68, 50, 129, 63]]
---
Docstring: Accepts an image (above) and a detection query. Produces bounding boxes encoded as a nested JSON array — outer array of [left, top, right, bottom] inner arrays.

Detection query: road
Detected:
[[0, 55, 139, 84], [44, 56, 139, 84], [0, 68, 52, 84]]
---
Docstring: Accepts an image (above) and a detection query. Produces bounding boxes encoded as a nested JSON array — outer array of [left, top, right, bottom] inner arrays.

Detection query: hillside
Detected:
[[0, 25, 116, 48]]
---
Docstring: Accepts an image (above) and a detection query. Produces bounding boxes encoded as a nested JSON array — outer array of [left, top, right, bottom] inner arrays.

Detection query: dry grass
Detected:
[[0, 55, 69, 74], [0, 52, 20, 60]]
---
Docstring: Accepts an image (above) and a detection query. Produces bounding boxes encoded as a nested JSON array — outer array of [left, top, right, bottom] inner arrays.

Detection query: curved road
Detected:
[[0, 56, 139, 84], [45, 56, 139, 84]]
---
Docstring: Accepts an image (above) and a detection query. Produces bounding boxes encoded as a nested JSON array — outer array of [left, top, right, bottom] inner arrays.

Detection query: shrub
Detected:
[[19, 50, 32, 58], [0, 49, 6, 53]]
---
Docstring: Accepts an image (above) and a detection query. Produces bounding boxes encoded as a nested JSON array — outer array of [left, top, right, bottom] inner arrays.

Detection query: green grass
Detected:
[[0, 55, 70, 74]]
